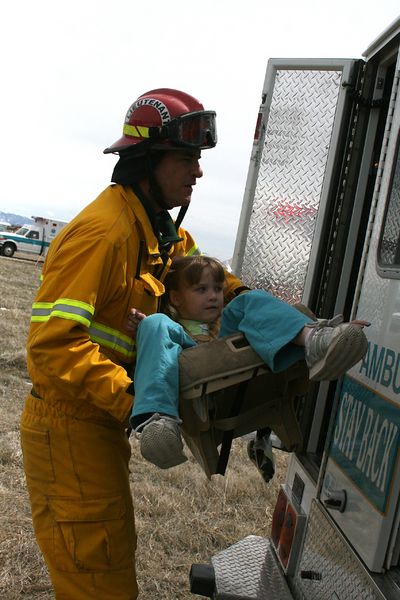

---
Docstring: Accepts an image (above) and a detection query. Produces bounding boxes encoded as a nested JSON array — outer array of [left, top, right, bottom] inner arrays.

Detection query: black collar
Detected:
[[132, 184, 183, 261]]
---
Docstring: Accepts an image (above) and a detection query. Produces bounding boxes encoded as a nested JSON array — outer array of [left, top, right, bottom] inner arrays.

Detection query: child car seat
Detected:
[[178, 333, 310, 478]]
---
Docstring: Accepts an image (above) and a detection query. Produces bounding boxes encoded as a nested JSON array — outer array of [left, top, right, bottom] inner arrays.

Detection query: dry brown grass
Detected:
[[0, 255, 287, 599]]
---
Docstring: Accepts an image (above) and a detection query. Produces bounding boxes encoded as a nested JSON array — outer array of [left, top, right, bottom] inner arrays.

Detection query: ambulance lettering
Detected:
[[331, 377, 400, 512], [360, 342, 400, 394]]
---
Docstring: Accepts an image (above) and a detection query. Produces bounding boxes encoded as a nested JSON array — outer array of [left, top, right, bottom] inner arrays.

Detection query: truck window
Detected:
[[15, 227, 29, 235], [27, 231, 40, 240], [378, 133, 400, 271]]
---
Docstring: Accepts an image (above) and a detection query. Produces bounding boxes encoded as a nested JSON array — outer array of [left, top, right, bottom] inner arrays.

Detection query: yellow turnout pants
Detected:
[[20, 393, 138, 600]]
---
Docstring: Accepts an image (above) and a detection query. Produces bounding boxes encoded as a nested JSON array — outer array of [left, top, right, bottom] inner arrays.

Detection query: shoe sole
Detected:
[[309, 325, 368, 381], [140, 423, 188, 469]]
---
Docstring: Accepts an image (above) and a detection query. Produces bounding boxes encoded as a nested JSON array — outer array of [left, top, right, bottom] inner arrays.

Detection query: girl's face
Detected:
[[169, 267, 224, 323]]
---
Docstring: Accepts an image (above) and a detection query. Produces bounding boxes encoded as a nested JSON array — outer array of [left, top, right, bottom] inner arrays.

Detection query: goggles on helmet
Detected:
[[123, 111, 217, 150]]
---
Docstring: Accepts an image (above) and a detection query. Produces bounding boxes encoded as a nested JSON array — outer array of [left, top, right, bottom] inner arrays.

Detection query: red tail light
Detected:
[[270, 485, 306, 574], [271, 488, 288, 547], [278, 503, 297, 568]]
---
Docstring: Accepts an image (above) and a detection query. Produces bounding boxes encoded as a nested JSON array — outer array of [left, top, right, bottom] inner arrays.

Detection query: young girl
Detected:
[[127, 256, 368, 470]]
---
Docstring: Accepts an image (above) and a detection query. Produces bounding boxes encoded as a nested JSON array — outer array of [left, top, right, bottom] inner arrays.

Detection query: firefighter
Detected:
[[19, 89, 247, 600]]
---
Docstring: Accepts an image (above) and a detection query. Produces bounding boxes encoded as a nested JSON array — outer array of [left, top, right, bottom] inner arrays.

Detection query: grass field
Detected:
[[0, 255, 287, 599]]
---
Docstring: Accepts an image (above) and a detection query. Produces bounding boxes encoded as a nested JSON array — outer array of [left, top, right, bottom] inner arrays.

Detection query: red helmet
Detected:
[[104, 88, 217, 154]]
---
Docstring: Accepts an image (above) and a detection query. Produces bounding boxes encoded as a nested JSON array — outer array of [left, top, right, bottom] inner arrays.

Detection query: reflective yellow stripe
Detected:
[[89, 321, 136, 359], [31, 298, 95, 327], [123, 124, 150, 139], [186, 243, 200, 256], [31, 301, 53, 322], [30, 298, 135, 359]]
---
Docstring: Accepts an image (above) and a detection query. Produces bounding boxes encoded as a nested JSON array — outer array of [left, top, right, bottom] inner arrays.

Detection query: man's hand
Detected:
[[126, 308, 146, 339]]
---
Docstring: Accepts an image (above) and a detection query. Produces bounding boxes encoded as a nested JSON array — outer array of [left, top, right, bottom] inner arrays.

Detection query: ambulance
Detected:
[[0, 216, 67, 258], [190, 15, 400, 600]]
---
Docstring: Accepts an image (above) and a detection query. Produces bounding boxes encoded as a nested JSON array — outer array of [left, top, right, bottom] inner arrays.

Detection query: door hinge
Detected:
[[341, 82, 384, 108]]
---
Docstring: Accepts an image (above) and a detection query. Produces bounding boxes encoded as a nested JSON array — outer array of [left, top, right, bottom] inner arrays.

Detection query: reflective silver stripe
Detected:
[[30, 299, 134, 358], [89, 321, 135, 359], [31, 304, 53, 319], [51, 302, 93, 325], [31, 299, 94, 327]]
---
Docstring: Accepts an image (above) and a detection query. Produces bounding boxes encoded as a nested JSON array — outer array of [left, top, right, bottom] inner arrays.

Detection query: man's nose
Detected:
[[193, 160, 203, 178]]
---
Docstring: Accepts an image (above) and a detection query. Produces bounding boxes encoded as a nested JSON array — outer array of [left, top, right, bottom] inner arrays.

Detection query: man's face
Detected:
[[153, 149, 203, 209], [169, 267, 224, 323]]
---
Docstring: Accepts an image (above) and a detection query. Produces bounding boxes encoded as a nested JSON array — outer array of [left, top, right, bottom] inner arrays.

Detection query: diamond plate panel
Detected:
[[379, 146, 400, 265], [241, 69, 342, 303], [291, 501, 385, 600], [212, 535, 293, 599], [355, 66, 400, 329]]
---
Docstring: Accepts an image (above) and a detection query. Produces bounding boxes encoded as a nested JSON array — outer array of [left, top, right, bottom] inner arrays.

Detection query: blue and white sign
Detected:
[[330, 376, 400, 513]]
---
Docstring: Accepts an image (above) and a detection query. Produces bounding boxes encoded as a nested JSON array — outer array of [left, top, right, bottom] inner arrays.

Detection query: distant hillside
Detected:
[[0, 211, 34, 226]]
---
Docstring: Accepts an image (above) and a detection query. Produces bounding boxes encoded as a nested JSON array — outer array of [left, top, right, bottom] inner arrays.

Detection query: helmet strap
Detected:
[[146, 154, 189, 231], [148, 173, 189, 232], [148, 175, 171, 211], [111, 147, 190, 231], [175, 206, 188, 230]]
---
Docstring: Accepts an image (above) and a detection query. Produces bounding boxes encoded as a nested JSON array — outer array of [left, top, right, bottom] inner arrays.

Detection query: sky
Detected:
[[0, 1, 399, 260]]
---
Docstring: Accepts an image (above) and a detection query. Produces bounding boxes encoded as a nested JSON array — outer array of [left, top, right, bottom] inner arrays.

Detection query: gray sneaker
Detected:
[[136, 414, 188, 469], [305, 315, 368, 381]]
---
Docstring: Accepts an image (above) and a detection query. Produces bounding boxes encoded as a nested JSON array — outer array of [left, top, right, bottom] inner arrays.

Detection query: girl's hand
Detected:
[[126, 308, 146, 338]]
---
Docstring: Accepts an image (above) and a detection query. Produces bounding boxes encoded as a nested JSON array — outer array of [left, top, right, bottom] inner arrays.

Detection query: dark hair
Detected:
[[165, 255, 225, 296], [111, 148, 165, 186]]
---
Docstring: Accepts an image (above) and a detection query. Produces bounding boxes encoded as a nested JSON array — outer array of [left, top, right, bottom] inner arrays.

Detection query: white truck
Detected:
[[190, 15, 400, 600], [0, 220, 13, 230], [0, 215, 67, 258]]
